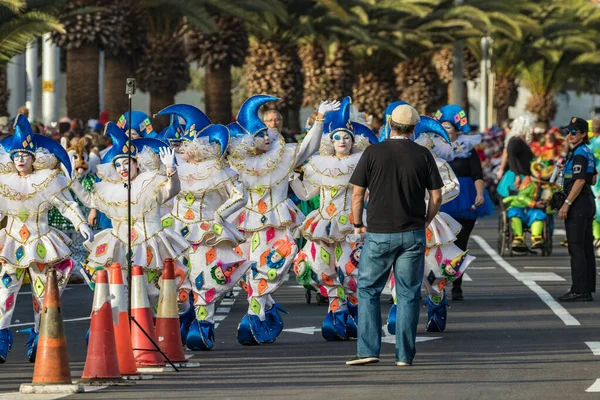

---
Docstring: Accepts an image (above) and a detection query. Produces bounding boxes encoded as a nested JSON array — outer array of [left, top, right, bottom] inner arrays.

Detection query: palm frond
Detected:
[[0, 10, 63, 62]]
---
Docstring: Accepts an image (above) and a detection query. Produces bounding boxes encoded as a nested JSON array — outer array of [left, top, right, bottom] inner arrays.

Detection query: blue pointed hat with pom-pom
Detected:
[[227, 95, 279, 138], [2, 114, 72, 175], [413, 116, 452, 144], [101, 122, 168, 164], [155, 104, 229, 156], [324, 96, 379, 144]]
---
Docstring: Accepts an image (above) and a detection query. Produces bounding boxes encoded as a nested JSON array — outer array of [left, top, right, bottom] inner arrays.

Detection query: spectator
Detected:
[[346, 104, 442, 366], [263, 110, 283, 132], [497, 116, 535, 197]]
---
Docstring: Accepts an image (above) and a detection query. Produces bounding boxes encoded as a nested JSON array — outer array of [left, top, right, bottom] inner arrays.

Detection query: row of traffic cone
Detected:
[[23, 258, 188, 389], [82, 259, 188, 380]]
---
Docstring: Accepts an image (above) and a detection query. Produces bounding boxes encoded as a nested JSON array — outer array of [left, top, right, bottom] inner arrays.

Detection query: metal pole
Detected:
[[127, 93, 132, 320], [480, 36, 489, 130]]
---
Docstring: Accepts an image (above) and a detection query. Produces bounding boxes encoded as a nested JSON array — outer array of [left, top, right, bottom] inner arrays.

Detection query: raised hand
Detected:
[[159, 147, 176, 170], [318, 100, 341, 116]]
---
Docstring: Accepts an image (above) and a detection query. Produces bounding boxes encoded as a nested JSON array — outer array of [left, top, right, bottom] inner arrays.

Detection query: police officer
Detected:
[[558, 117, 597, 302]]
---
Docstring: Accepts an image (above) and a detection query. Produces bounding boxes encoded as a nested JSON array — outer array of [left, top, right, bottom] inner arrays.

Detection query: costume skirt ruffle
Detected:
[[440, 177, 494, 220], [0, 228, 72, 268]]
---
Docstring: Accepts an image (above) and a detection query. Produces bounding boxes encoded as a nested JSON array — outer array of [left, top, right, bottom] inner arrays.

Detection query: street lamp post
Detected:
[[480, 36, 491, 130], [451, 0, 465, 107]]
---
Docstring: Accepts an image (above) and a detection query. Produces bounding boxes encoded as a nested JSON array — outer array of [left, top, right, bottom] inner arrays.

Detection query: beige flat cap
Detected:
[[391, 104, 420, 125]]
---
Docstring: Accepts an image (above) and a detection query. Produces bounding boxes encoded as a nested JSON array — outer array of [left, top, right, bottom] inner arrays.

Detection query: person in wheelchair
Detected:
[[503, 158, 557, 250]]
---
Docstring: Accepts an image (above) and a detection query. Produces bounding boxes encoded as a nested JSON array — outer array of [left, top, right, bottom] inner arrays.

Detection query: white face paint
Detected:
[[332, 131, 353, 156], [114, 157, 138, 182], [12, 152, 34, 175], [255, 131, 271, 153], [442, 122, 458, 142]]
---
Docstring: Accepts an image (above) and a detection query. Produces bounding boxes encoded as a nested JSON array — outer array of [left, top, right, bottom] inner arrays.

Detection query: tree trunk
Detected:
[[0, 63, 8, 117], [150, 91, 175, 132], [104, 55, 133, 122], [495, 106, 509, 125], [283, 106, 301, 134], [205, 63, 232, 124], [67, 44, 100, 121]]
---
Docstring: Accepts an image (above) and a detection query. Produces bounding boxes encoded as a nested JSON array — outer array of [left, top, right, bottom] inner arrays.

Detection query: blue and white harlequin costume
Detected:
[[385, 115, 475, 333], [73, 122, 191, 311], [290, 97, 377, 341], [0, 115, 93, 363], [155, 104, 252, 350], [434, 104, 494, 219], [227, 95, 336, 345]]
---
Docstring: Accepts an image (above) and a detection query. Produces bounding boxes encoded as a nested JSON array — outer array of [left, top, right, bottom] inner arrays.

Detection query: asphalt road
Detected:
[[2, 216, 600, 400]]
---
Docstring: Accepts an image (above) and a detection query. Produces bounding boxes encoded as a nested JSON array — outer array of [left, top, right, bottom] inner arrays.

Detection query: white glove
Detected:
[[318, 100, 341, 116], [79, 224, 95, 242], [159, 147, 176, 170]]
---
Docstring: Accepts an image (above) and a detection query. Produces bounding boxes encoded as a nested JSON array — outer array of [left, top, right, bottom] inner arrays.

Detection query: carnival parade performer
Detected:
[[73, 122, 191, 310], [290, 97, 378, 341], [386, 116, 475, 333], [587, 120, 600, 251], [434, 104, 494, 301], [227, 95, 340, 345], [156, 104, 252, 350], [503, 158, 557, 250], [49, 140, 99, 267], [0, 115, 94, 363]]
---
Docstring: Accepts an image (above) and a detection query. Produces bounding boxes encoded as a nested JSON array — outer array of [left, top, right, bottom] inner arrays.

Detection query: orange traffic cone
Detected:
[[155, 259, 187, 363], [108, 263, 139, 377], [81, 269, 121, 381], [31, 267, 72, 384], [131, 265, 164, 367]]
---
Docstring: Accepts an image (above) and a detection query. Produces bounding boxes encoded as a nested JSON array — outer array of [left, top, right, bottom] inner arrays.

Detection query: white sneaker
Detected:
[[346, 356, 380, 366], [395, 361, 411, 366]]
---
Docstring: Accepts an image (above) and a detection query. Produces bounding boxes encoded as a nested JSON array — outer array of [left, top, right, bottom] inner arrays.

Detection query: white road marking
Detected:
[[462, 273, 473, 282], [524, 266, 570, 270], [468, 267, 497, 270], [381, 335, 442, 344], [473, 235, 580, 326], [283, 326, 321, 335], [10, 316, 91, 328], [555, 229, 566, 236], [216, 307, 231, 314], [586, 379, 600, 392], [585, 342, 600, 356], [220, 299, 235, 306], [0, 385, 106, 399]]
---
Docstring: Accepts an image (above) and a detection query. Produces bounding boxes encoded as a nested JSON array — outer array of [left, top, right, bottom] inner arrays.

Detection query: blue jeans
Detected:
[[357, 230, 426, 363]]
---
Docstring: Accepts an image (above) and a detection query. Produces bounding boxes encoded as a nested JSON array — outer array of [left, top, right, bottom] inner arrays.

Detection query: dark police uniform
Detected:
[[564, 141, 597, 295]]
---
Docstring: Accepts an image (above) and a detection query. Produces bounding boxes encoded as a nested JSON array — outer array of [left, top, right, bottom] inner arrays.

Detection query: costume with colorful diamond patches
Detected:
[[291, 97, 378, 341], [72, 122, 191, 314], [0, 115, 94, 363], [226, 95, 340, 345], [155, 104, 252, 350], [385, 115, 475, 333]]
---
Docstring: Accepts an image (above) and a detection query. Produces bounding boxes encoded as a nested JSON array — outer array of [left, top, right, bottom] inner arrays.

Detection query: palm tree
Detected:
[[102, 0, 145, 122], [53, 0, 113, 121], [135, 0, 219, 130], [519, 0, 600, 125], [0, 0, 64, 116], [186, 0, 285, 124]]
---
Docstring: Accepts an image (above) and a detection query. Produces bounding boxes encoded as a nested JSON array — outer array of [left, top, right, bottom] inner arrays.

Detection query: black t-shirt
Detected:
[[507, 137, 534, 176], [350, 139, 443, 233], [448, 151, 484, 180]]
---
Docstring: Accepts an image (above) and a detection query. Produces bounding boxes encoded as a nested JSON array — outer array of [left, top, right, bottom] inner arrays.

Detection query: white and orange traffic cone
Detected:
[[155, 259, 188, 364], [130, 265, 164, 368], [81, 269, 121, 382], [108, 263, 140, 378]]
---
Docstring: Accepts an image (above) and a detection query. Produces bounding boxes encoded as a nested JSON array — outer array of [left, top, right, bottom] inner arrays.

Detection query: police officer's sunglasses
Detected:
[[565, 129, 582, 136]]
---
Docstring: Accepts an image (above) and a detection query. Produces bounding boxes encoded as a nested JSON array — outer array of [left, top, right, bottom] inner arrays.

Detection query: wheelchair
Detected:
[[497, 197, 554, 257]]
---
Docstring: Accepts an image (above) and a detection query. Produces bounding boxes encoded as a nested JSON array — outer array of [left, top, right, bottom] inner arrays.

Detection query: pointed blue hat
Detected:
[[3, 114, 72, 174], [155, 104, 229, 156], [117, 110, 156, 137], [434, 104, 471, 133], [379, 100, 408, 141], [155, 115, 185, 144], [323, 97, 378, 144], [101, 122, 168, 164], [413, 116, 452, 144], [228, 95, 279, 138]]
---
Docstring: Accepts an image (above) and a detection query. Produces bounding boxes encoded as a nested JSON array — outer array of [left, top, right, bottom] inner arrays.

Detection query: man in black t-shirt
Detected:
[[346, 105, 443, 367]]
